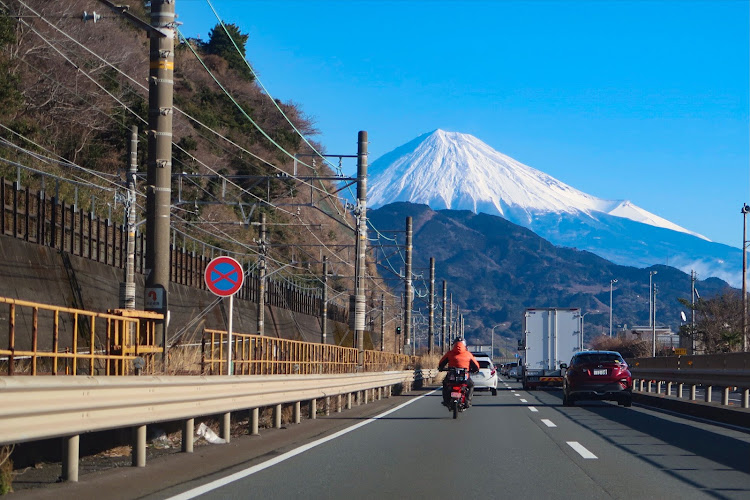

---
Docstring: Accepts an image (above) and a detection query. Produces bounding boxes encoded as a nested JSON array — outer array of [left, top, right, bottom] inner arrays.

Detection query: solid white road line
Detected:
[[167, 390, 437, 500], [528, 406, 538, 412], [541, 419, 556, 428], [567, 441, 597, 459]]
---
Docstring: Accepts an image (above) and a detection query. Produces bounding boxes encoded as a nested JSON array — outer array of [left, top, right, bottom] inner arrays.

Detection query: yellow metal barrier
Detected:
[[202, 328, 417, 375], [0, 297, 163, 375]]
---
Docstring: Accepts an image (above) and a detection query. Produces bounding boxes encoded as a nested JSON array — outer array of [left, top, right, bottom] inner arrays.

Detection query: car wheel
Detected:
[[491, 388, 497, 396], [563, 392, 570, 406], [623, 396, 632, 408]]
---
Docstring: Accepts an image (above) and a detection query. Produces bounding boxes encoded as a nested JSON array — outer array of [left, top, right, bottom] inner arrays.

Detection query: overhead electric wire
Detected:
[[9, 1, 401, 307]]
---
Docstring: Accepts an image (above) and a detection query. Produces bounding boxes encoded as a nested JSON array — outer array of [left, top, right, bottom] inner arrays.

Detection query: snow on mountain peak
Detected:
[[368, 129, 708, 241]]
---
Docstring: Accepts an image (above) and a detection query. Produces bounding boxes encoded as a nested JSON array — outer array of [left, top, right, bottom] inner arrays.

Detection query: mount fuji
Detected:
[[367, 130, 741, 286]]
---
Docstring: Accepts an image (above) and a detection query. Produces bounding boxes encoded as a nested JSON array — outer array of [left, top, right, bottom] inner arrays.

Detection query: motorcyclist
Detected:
[[438, 337, 480, 406]]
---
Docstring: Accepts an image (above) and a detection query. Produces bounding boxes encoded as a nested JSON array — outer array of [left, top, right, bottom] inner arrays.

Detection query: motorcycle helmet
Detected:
[[454, 337, 466, 345]]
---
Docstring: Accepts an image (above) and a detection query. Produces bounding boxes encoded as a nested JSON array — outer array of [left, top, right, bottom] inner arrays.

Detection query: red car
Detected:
[[562, 350, 632, 407]]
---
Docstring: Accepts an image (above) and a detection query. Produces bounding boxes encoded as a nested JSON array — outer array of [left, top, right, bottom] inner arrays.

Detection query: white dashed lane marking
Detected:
[[541, 419, 556, 427], [567, 441, 597, 459], [520, 399, 528, 403], [528, 406, 538, 412]]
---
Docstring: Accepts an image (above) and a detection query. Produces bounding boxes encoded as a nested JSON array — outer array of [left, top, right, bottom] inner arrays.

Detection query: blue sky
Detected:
[[176, 0, 749, 249]]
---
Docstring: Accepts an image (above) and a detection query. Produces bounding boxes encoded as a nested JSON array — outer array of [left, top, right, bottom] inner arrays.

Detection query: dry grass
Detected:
[[167, 345, 203, 375], [1, 445, 13, 495]]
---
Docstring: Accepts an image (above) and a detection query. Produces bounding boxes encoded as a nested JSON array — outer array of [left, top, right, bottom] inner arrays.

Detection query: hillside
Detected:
[[368, 202, 731, 354], [0, 1, 380, 305]]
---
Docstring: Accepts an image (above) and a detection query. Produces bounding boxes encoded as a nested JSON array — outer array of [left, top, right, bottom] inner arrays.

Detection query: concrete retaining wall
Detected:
[[0, 235, 348, 349]]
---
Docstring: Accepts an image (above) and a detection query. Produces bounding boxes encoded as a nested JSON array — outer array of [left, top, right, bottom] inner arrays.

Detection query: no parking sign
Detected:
[[204, 256, 244, 297], [204, 256, 244, 375]]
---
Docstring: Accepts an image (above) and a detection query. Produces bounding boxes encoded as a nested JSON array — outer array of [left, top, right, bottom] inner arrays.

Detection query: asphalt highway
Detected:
[[158, 379, 750, 500]]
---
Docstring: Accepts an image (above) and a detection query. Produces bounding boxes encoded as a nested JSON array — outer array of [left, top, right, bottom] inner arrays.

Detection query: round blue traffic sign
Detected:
[[204, 256, 244, 297]]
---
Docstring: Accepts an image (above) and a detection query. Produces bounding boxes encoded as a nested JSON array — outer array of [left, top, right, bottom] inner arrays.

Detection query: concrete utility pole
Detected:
[[691, 270, 697, 354], [119, 125, 138, 310], [441, 281, 447, 353], [403, 216, 413, 353], [321, 256, 328, 344], [143, 0, 175, 363], [448, 294, 453, 344], [456, 307, 461, 339], [380, 293, 385, 351], [428, 257, 435, 355], [257, 213, 267, 335], [351, 131, 368, 367]]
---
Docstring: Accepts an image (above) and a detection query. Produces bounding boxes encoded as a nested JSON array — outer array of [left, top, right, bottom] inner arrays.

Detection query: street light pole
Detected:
[[580, 310, 598, 351], [491, 324, 501, 360], [742, 204, 749, 351], [649, 270, 658, 327], [609, 279, 618, 337]]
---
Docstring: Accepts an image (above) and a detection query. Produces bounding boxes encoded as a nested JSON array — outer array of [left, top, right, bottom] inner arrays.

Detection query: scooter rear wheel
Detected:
[[452, 403, 458, 419]]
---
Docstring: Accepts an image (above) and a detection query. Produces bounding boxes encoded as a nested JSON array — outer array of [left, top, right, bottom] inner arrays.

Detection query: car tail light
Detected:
[[452, 385, 462, 391], [490, 368, 496, 376]]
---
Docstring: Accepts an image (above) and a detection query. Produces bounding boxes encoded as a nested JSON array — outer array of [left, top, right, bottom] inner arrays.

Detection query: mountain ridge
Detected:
[[367, 130, 741, 285]]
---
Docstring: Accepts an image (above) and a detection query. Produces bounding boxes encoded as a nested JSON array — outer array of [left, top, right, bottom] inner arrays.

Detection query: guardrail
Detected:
[[628, 353, 750, 409], [0, 297, 163, 376], [201, 328, 416, 375], [0, 369, 439, 481]]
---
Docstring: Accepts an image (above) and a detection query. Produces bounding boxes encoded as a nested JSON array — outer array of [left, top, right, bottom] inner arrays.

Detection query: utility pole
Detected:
[[403, 216, 413, 353], [448, 294, 453, 345], [380, 294, 385, 351], [441, 281, 447, 353], [691, 270, 696, 354], [456, 307, 461, 339], [428, 257, 435, 355], [257, 213, 267, 335], [321, 256, 328, 344], [143, 0, 175, 368], [119, 125, 138, 310], [351, 131, 368, 368]]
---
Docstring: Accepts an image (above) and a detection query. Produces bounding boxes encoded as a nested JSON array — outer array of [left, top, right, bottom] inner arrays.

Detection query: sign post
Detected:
[[204, 256, 244, 375]]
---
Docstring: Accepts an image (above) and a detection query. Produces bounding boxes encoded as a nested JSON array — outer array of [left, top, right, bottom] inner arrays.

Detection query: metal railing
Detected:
[[0, 297, 163, 376], [0, 369, 437, 481], [201, 328, 416, 375], [628, 353, 750, 409]]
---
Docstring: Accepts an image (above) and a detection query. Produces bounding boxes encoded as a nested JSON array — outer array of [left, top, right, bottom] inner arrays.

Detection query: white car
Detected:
[[471, 357, 498, 396]]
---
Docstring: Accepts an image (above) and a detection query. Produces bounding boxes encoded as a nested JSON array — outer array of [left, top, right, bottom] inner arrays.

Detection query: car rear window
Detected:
[[478, 360, 491, 368], [574, 353, 624, 365]]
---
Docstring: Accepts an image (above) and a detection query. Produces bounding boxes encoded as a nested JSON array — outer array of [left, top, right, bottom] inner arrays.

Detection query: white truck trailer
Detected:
[[520, 308, 582, 390]]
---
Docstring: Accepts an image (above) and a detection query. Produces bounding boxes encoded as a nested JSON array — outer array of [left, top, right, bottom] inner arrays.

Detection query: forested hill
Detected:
[[0, 1, 378, 303]]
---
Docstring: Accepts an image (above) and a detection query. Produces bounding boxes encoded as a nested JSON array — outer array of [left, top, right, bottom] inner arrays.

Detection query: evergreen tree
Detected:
[[204, 23, 254, 81]]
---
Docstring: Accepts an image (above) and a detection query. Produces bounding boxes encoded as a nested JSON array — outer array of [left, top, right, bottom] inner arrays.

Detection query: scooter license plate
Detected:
[[450, 392, 462, 398]]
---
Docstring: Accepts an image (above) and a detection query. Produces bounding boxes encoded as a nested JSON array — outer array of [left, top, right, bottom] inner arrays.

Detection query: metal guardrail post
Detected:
[[132, 425, 146, 467], [347, 393, 352, 409], [182, 419, 194, 453], [309, 399, 316, 419], [690, 385, 697, 400], [62, 435, 79, 482], [743, 389, 749, 409], [250, 408, 259, 436], [275, 404, 282, 428], [221, 413, 231, 443], [704, 386, 712, 403]]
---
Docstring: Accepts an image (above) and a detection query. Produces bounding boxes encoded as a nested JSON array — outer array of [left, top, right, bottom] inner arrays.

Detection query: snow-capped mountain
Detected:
[[368, 129, 741, 286]]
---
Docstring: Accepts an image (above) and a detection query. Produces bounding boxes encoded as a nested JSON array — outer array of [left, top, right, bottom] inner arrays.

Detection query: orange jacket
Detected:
[[438, 342, 480, 372]]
